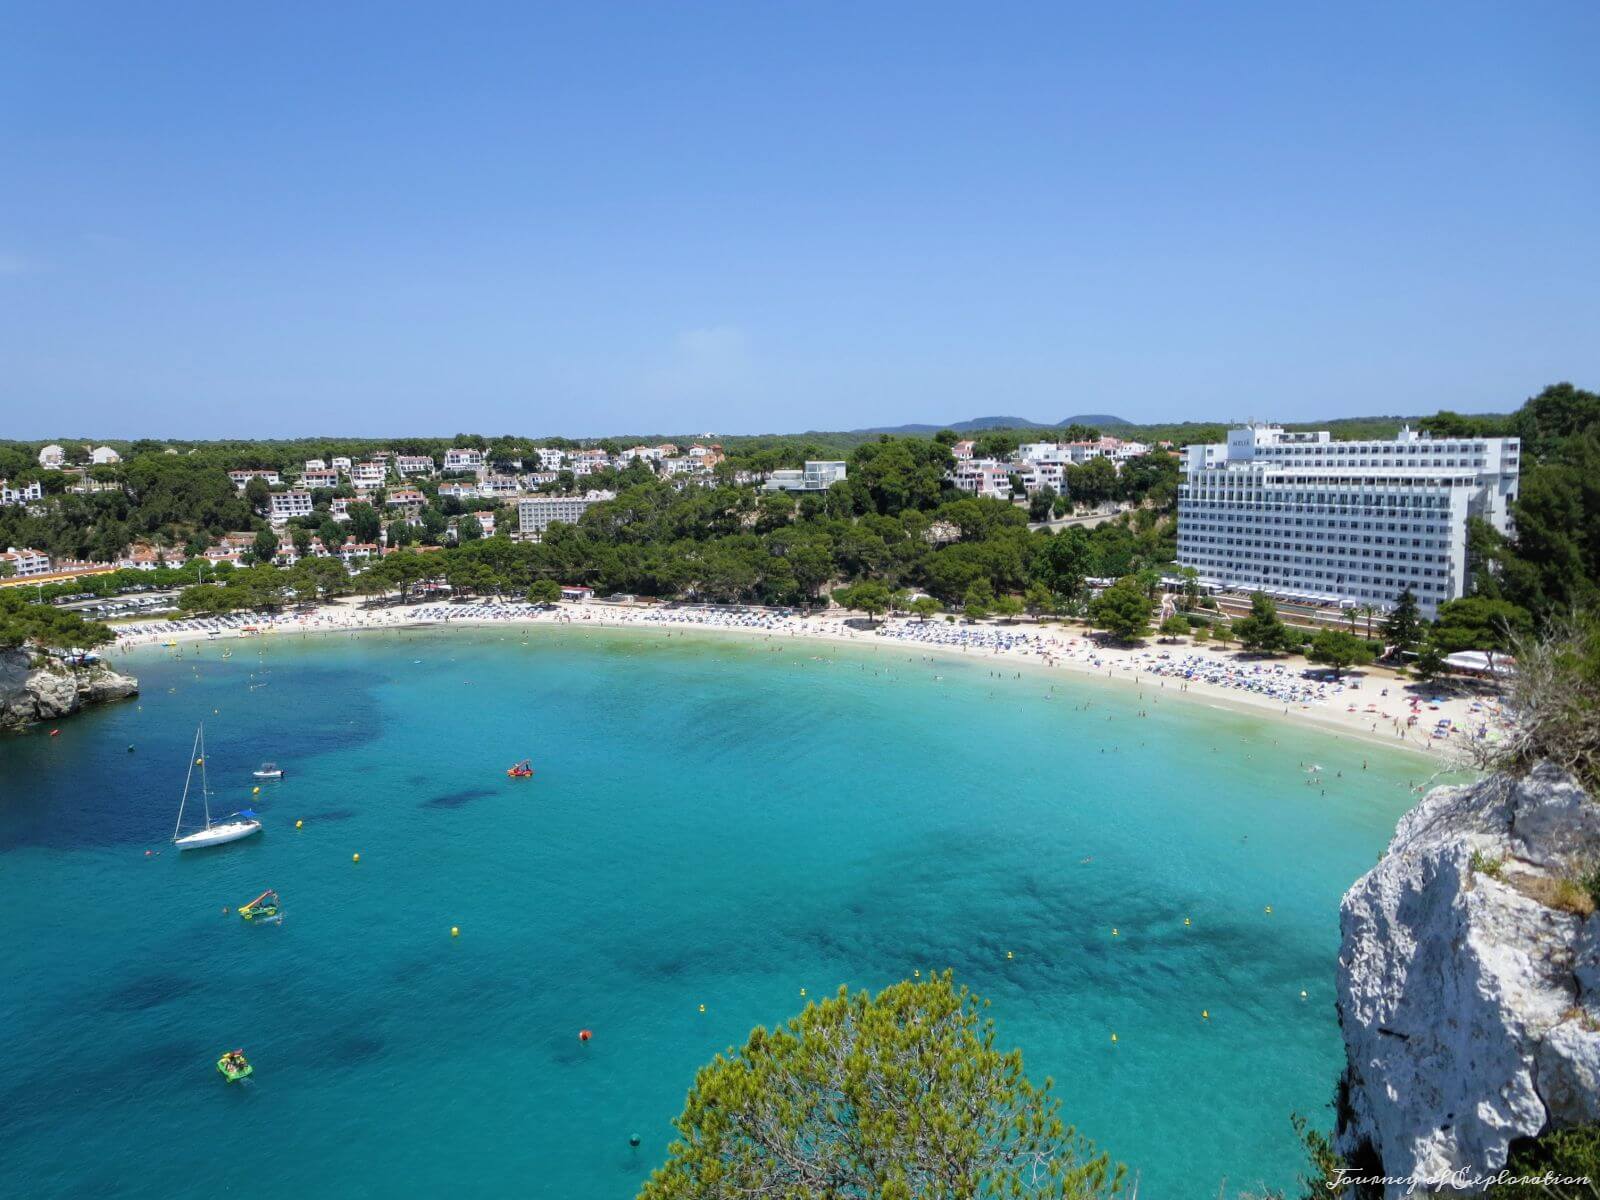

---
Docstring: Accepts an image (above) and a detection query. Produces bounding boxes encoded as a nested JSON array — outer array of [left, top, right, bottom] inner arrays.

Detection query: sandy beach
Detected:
[[111, 597, 1508, 767]]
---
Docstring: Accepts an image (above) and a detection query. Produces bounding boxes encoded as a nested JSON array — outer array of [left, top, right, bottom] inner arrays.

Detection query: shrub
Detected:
[[1518, 873, 1597, 918], [1470, 850, 1505, 880], [1472, 611, 1600, 794], [1489, 1123, 1600, 1197], [1555, 878, 1598, 918]]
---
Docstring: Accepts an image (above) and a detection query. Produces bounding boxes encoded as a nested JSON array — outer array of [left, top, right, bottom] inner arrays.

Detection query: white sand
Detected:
[[115, 597, 1508, 764]]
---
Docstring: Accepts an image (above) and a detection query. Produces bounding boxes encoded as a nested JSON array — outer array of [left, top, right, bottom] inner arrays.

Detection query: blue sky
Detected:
[[2, 1, 1596, 437]]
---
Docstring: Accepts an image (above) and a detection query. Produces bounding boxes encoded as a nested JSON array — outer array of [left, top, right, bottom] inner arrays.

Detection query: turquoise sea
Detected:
[[0, 626, 1426, 1197]]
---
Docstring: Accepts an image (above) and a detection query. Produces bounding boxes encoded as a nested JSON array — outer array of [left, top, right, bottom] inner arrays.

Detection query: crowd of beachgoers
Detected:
[[112, 597, 1511, 755]]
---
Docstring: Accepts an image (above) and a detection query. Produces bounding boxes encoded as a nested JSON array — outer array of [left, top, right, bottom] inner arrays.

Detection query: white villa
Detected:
[[228, 469, 281, 489], [763, 461, 849, 493], [1, 546, 52, 577], [0, 479, 43, 506]]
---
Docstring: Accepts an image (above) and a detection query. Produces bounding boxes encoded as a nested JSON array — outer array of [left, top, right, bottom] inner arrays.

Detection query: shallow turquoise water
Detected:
[[0, 627, 1425, 1197]]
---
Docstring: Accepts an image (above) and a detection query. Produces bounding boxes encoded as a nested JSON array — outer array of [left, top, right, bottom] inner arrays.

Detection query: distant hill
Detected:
[[1058, 413, 1132, 429], [855, 413, 1132, 435]]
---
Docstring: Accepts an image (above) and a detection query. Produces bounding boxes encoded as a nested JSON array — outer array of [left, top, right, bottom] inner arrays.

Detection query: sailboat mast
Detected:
[[199, 725, 212, 829], [173, 724, 201, 841]]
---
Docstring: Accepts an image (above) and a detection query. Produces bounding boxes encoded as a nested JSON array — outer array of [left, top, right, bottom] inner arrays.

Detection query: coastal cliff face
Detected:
[[1337, 764, 1600, 1193], [0, 647, 139, 730]]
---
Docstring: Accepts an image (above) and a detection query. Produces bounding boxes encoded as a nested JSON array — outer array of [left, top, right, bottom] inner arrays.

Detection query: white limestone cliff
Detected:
[[1337, 763, 1600, 1194], [0, 647, 139, 730]]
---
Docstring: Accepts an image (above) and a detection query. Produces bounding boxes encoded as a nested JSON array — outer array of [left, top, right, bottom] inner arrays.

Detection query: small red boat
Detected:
[[506, 759, 534, 778]]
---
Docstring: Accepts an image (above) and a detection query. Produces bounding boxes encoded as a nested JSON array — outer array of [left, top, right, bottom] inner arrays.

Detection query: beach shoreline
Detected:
[[113, 598, 1504, 764]]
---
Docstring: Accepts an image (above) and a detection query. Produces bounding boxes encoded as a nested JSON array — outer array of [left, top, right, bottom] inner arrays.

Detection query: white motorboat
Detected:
[[173, 725, 262, 851], [252, 762, 284, 780]]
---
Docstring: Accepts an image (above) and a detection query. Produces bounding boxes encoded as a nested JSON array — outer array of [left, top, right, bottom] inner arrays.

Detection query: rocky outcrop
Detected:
[[1337, 764, 1600, 1194], [0, 647, 139, 729]]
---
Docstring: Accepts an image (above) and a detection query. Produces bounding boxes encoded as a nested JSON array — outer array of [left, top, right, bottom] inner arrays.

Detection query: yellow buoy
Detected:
[[451, 926, 459, 937], [799, 987, 806, 997], [1112, 927, 1119, 937], [1265, 905, 1273, 914], [195, 757, 203, 765], [252, 786, 260, 795], [1006, 950, 1014, 960], [352, 852, 360, 863], [295, 819, 303, 829], [1202, 1009, 1210, 1019], [1183, 917, 1191, 926], [698, 1004, 706, 1013], [913, 969, 920, 978], [1300, 990, 1308, 1000], [1111, 1032, 1118, 1043]]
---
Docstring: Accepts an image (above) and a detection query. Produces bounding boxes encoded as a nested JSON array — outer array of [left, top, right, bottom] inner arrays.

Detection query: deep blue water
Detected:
[[0, 627, 1425, 1197]]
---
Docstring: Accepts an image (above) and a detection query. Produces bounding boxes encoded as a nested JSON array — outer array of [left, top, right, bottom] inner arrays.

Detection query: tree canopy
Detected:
[[0, 591, 115, 651], [640, 972, 1124, 1200], [1087, 576, 1153, 642], [1232, 592, 1297, 655], [1307, 629, 1376, 679]]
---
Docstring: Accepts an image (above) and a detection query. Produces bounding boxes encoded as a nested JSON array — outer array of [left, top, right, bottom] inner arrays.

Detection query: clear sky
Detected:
[[3, 1, 1596, 438]]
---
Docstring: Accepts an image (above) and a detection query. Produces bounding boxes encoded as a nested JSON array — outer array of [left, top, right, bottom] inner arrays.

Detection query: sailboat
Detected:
[[173, 725, 262, 851]]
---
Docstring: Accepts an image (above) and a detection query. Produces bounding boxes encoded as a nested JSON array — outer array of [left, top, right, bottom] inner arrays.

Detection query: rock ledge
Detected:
[[1338, 763, 1600, 1194], [0, 646, 140, 730]]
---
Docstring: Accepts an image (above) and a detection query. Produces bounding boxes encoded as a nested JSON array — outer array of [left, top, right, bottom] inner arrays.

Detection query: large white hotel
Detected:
[[1176, 424, 1521, 618]]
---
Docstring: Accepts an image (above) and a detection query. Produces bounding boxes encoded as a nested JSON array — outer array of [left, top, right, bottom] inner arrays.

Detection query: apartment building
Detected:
[[0, 546, 52, 577], [268, 490, 314, 523], [517, 491, 615, 538]]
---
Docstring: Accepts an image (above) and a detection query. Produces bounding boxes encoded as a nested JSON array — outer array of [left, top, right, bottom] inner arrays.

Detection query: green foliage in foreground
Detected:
[[0, 590, 115, 651], [1487, 1124, 1600, 1198], [1476, 610, 1600, 796], [640, 973, 1124, 1200]]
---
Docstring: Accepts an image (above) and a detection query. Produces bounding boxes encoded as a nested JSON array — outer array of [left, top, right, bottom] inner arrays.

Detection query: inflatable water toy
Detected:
[[217, 1050, 252, 1082], [238, 890, 279, 922], [506, 759, 534, 778]]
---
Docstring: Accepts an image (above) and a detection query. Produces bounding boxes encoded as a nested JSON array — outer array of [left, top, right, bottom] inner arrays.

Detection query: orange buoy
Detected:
[[578, 1029, 592, 1042], [50, 729, 60, 737]]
